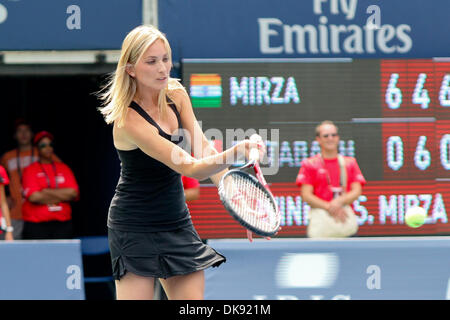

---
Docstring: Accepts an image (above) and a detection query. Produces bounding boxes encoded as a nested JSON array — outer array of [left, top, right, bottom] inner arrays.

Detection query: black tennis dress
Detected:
[[107, 99, 225, 280]]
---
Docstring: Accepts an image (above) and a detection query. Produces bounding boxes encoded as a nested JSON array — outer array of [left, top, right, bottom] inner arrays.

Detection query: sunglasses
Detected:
[[38, 142, 53, 149], [321, 133, 338, 138]]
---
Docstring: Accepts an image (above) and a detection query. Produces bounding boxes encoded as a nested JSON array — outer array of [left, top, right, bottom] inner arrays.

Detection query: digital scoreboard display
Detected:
[[181, 58, 450, 238]]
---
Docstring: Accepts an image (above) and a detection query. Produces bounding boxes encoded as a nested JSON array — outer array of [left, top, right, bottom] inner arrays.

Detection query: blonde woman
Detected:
[[98, 25, 264, 300]]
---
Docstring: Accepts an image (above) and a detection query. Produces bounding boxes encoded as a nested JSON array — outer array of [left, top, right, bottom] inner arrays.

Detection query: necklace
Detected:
[[136, 99, 160, 120]]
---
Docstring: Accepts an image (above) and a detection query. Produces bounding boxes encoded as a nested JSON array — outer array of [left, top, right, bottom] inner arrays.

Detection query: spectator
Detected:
[[0, 119, 60, 239], [296, 121, 366, 238], [0, 165, 13, 241], [21, 131, 79, 240]]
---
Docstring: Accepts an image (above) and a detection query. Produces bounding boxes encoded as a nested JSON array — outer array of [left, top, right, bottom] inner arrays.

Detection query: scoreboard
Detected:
[[181, 58, 450, 238]]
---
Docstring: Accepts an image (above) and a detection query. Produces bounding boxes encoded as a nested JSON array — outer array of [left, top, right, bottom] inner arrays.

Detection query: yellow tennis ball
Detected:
[[405, 206, 427, 228]]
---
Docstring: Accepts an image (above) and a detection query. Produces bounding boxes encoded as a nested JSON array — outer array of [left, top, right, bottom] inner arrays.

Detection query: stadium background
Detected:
[[0, 0, 449, 301]]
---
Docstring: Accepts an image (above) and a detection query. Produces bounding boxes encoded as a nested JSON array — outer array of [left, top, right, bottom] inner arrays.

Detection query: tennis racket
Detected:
[[218, 134, 280, 237]]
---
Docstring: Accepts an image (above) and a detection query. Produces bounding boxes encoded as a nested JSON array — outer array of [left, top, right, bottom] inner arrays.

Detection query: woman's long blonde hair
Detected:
[[98, 25, 185, 127]]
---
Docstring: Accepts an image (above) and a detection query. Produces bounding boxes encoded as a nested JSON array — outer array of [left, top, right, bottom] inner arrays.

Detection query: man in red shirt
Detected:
[[296, 121, 366, 237], [21, 131, 79, 239], [0, 119, 62, 239]]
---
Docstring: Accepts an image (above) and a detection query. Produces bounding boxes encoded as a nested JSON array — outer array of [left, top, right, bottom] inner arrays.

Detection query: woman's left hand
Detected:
[[246, 226, 281, 242]]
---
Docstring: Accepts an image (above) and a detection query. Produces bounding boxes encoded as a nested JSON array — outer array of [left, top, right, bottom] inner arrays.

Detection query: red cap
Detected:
[[33, 131, 54, 145]]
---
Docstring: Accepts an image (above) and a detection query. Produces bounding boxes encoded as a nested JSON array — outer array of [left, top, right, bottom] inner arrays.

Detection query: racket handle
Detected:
[[249, 134, 262, 162], [249, 148, 260, 162]]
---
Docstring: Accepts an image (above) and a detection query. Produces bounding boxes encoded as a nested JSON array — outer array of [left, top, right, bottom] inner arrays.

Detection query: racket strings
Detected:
[[224, 173, 277, 232]]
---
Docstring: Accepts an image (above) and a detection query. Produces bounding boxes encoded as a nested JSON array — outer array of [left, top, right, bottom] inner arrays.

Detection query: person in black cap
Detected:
[[21, 131, 80, 239]]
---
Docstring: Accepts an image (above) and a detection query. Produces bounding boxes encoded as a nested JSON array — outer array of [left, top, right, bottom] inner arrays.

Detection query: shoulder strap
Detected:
[[166, 96, 182, 129], [129, 101, 159, 128], [338, 155, 347, 189]]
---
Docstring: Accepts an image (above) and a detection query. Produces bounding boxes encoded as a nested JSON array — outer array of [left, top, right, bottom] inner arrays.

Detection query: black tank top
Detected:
[[107, 99, 191, 232]]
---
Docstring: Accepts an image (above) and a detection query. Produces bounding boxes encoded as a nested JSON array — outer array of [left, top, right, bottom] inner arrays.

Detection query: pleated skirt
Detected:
[[108, 224, 226, 280]]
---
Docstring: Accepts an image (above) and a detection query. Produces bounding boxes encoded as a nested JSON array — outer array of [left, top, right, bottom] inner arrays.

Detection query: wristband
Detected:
[[6, 226, 14, 233]]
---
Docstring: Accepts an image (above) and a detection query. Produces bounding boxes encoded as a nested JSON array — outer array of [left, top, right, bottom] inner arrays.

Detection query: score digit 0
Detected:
[[441, 134, 450, 170]]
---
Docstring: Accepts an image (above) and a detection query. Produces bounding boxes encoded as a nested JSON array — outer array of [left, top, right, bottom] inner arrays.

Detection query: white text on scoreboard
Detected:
[[230, 76, 300, 105], [276, 193, 447, 227]]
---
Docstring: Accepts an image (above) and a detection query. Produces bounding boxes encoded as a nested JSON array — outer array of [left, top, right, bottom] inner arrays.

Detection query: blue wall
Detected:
[[0, 0, 142, 50], [205, 237, 450, 299], [0, 240, 85, 300]]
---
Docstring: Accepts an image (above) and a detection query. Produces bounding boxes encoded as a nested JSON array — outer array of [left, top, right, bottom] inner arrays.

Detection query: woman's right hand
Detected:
[[234, 137, 266, 163]]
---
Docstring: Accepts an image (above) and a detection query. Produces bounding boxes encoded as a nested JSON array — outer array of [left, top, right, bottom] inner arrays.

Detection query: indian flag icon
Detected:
[[190, 74, 222, 108]]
